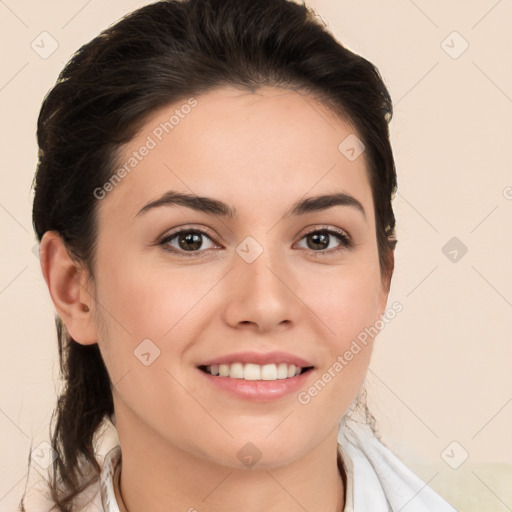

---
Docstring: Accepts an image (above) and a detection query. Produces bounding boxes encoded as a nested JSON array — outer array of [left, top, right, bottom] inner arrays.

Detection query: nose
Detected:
[[221, 243, 303, 333]]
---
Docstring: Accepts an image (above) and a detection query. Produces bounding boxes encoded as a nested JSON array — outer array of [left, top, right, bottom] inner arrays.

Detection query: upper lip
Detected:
[[198, 351, 315, 368]]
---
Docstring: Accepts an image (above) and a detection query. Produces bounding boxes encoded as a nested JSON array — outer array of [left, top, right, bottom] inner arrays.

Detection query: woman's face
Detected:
[[90, 85, 390, 468]]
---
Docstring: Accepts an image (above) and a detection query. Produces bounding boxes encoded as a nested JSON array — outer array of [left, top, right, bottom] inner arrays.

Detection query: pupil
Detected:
[[309, 232, 328, 250], [179, 232, 202, 250]]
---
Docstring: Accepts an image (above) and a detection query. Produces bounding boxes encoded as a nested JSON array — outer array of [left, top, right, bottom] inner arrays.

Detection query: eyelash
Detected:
[[158, 225, 353, 258]]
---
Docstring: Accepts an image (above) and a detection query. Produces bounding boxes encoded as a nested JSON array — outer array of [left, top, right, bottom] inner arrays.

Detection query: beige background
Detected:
[[1, 1, 511, 510]]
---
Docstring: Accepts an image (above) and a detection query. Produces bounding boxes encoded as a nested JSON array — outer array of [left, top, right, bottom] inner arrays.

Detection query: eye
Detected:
[[159, 228, 219, 257], [158, 225, 353, 258], [296, 226, 353, 254]]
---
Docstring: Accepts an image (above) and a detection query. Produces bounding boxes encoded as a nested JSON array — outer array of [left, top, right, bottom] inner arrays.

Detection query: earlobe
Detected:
[[39, 231, 98, 345]]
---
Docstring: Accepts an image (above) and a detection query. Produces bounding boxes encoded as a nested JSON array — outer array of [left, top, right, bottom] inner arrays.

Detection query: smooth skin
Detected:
[[40, 86, 392, 512]]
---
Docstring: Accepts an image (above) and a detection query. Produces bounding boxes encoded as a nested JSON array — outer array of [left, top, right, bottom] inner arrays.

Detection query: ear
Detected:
[[39, 231, 98, 345]]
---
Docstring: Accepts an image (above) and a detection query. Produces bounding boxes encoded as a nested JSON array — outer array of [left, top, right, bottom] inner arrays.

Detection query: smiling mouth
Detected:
[[198, 362, 314, 381]]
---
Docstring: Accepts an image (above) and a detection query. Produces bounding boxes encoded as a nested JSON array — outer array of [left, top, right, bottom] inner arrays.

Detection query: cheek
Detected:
[[305, 263, 382, 392], [296, 274, 380, 415], [91, 252, 227, 391], [91, 258, 198, 418], [95, 249, 210, 337], [313, 265, 383, 343]]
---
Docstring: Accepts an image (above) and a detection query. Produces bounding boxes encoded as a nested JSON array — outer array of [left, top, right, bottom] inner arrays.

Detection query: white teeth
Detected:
[[230, 362, 244, 379], [261, 364, 277, 380], [203, 362, 308, 381], [276, 363, 288, 379], [244, 363, 260, 380]]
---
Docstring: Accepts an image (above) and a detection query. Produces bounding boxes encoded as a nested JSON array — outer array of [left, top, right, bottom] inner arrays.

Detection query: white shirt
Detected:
[[21, 417, 457, 512]]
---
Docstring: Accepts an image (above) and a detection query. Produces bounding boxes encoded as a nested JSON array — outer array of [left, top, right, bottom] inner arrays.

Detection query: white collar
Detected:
[[337, 419, 457, 511]]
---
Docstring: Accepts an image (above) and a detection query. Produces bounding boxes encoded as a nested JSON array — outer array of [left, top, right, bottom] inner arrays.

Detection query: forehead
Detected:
[[99, 85, 374, 223]]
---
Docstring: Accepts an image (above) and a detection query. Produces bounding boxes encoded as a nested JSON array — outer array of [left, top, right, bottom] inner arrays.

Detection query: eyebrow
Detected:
[[136, 190, 366, 221]]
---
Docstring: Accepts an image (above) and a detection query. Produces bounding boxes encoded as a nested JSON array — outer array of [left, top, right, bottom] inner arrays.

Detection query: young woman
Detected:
[[21, 0, 457, 510]]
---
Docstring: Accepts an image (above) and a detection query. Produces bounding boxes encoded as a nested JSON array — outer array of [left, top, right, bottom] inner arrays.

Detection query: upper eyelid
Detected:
[[302, 225, 350, 238], [159, 225, 218, 243]]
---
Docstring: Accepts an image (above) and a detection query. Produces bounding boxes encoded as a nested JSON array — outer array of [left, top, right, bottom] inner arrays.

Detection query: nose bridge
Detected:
[[223, 233, 301, 330], [256, 251, 285, 288], [237, 234, 288, 294]]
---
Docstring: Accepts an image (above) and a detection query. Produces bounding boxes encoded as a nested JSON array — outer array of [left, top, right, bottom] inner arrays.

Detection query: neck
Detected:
[[113, 405, 345, 512]]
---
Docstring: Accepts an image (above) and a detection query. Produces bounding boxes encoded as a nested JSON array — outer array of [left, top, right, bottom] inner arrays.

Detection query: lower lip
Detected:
[[197, 368, 315, 402]]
